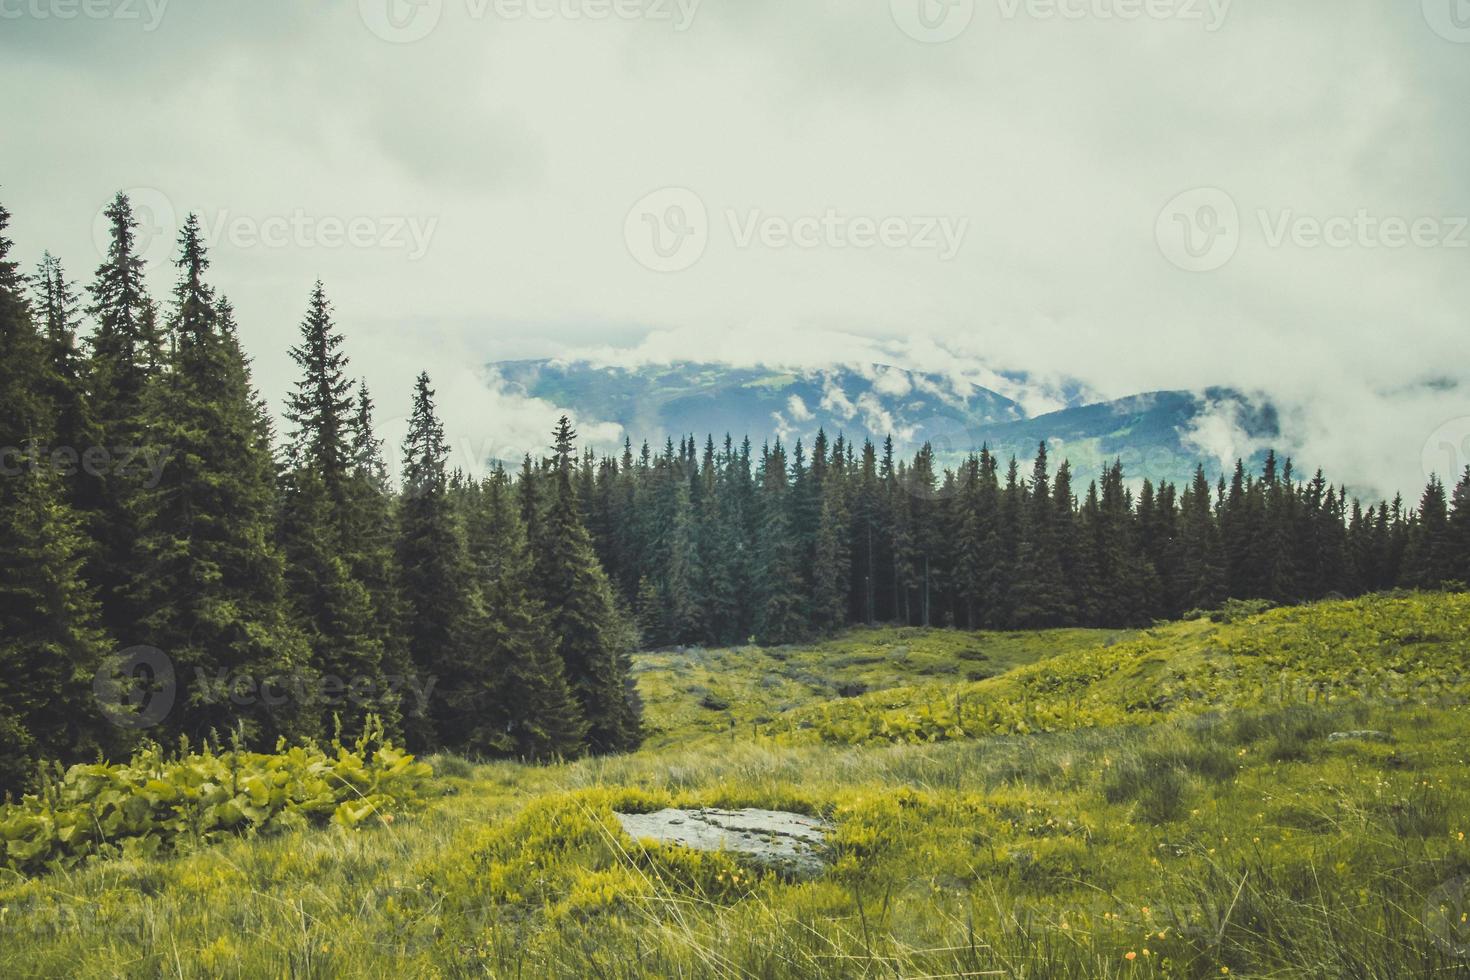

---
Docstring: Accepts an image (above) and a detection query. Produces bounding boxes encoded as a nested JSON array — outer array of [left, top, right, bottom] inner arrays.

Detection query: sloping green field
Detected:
[[4, 593, 1469, 978]]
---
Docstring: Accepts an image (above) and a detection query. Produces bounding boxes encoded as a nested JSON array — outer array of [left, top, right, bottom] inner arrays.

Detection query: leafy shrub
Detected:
[[0, 717, 431, 876], [1208, 598, 1277, 623]]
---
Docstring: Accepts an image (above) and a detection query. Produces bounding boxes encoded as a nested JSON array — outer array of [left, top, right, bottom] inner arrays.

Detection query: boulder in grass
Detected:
[[614, 807, 833, 879], [1327, 730, 1394, 744]]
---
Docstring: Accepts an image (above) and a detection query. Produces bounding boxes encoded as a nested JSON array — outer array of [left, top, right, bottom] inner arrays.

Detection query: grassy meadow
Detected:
[[4, 592, 1470, 978]]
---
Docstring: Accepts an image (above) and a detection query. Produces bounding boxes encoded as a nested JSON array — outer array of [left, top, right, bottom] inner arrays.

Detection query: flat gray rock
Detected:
[[1327, 730, 1394, 743], [615, 807, 833, 879]]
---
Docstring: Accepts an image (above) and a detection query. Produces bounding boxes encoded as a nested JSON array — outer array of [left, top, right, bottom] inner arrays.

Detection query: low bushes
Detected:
[[0, 718, 431, 876]]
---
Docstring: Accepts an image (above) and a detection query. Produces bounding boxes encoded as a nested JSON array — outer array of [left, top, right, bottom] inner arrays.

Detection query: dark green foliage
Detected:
[[456, 468, 587, 760], [0, 201, 115, 797], [131, 218, 314, 743], [524, 418, 642, 753], [279, 284, 394, 740], [84, 193, 164, 635], [753, 441, 807, 645], [2, 190, 1467, 789], [396, 373, 473, 750]]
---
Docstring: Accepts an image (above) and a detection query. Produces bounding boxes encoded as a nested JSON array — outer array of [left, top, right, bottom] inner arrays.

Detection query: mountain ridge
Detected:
[[487, 358, 1279, 486]]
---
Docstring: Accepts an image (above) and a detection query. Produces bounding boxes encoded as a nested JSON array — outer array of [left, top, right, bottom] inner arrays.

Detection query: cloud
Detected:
[[1176, 396, 1274, 478], [786, 394, 814, 421], [855, 390, 916, 443], [869, 366, 914, 397], [2, 0, 1466, 500], [820, 374, 858, 421]]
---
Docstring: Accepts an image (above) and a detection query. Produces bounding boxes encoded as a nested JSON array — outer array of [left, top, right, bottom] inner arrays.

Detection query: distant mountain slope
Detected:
[[492, 359, 1025, 448], [488, 360, 1278, 486], [975, 388, 1279, 487]]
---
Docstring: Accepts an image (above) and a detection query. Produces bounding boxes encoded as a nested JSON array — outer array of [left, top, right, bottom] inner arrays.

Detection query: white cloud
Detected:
[[870, 366, 914, 397], [787, 393, 814, 421], [1176, 397, 1272, 479], [2, 1, 1466, 499], [855, 390, 916, 443], [820, 375, 858, 421]]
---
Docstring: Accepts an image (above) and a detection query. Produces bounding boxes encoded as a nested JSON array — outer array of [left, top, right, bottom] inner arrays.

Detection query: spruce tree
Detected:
[[525, 418, 641, 753], [284, 283, 355, 503], [1403, 476, 1455, 589], [85, 192, 162, 635], [1179, 465, 1227, 609], [1010, 443, 1072, 627], [0, 201, 115, 794], [32, 252, 99, 513], [131, 216, 313, 742], [456, 467, 586, 759], [694, 436, 740, 643], [1449, 468, 1470, 586], [345, 380, 413, 734], [279, 285, 389, 739], [396, 373, 473, 749], [753, 440, 806, 643], [810, 464, 851, 633]]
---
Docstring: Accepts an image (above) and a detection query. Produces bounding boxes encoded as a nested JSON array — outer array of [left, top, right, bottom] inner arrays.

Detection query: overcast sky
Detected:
[[2, 0, 1467, 500]]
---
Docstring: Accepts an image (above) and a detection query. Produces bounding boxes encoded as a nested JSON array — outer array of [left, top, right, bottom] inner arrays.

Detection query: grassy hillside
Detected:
[[4, 593, 1469, 978]]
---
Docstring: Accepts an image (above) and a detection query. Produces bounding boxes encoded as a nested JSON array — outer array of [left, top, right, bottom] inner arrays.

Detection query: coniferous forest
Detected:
[[3, 192, 1469, 797]]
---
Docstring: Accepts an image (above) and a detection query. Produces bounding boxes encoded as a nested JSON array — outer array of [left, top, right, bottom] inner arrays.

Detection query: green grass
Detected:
[[635, 624, 1128, 748], [3, 593, 1470, 978]]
